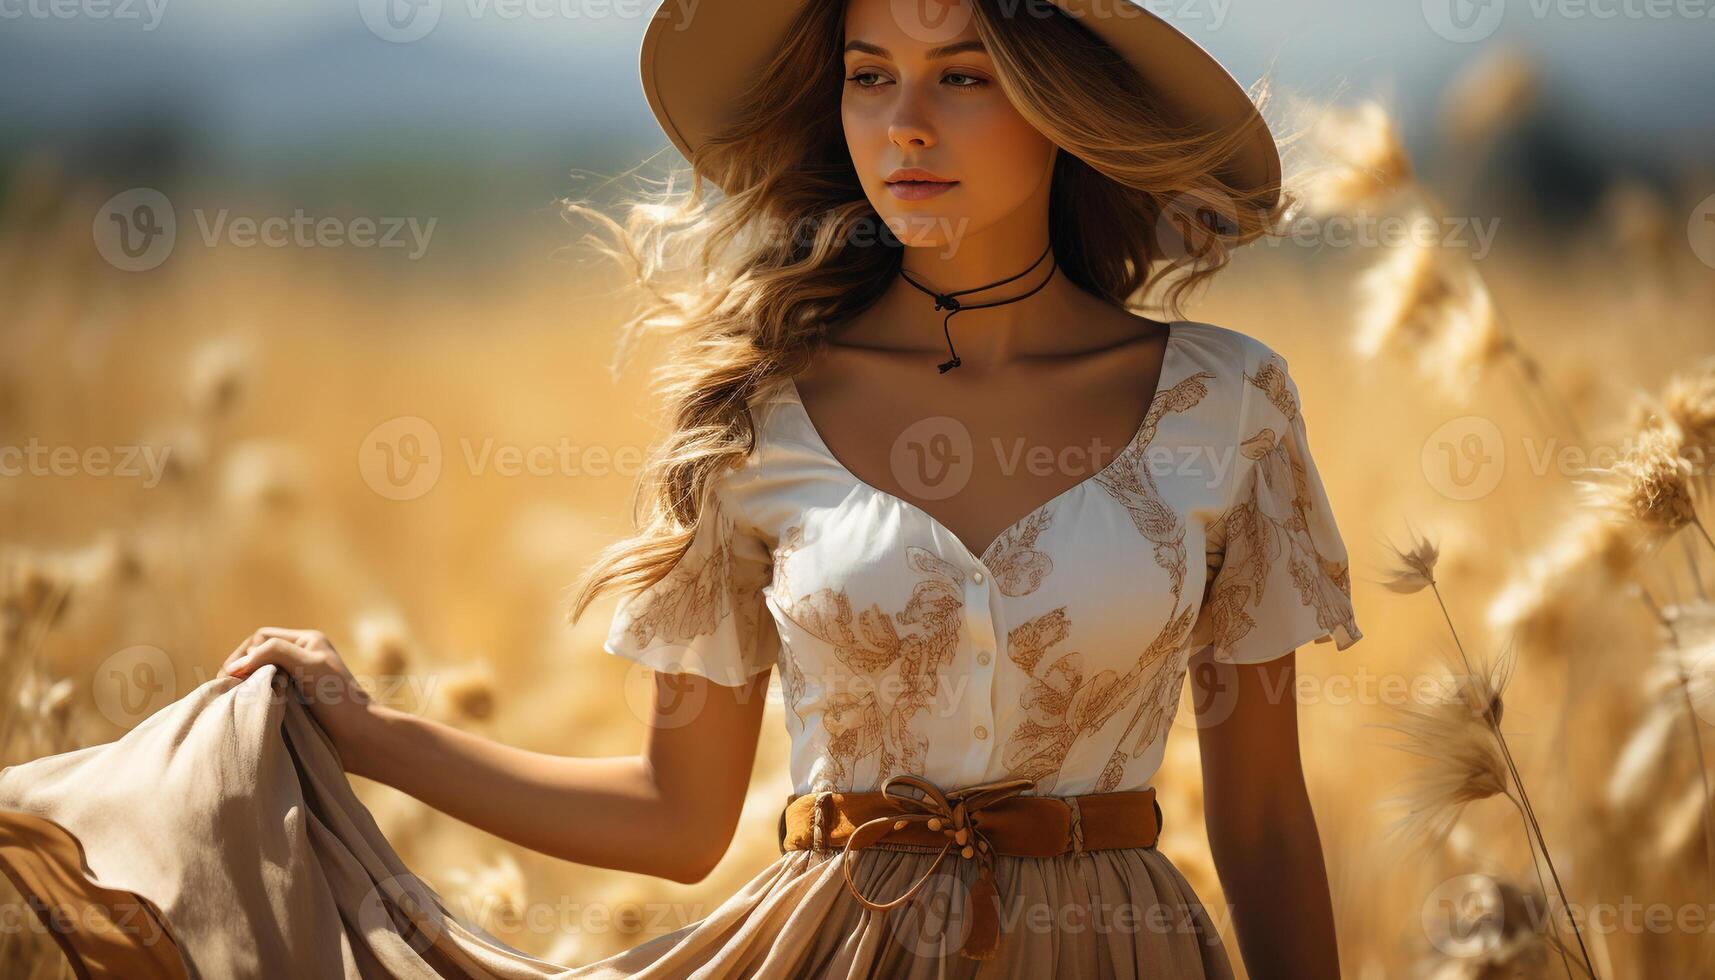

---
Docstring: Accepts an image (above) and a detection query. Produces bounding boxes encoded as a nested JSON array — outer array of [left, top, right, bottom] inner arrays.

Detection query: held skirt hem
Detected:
[[0, 665, 1235, 979]]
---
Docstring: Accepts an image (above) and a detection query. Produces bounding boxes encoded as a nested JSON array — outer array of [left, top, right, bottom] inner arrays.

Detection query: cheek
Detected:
[[960, 112, 1054, 193], [841, 103, 884, 171]]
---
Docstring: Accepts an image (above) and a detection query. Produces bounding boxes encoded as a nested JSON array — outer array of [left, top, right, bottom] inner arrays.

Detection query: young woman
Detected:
[[0, 0, 1361, 977]]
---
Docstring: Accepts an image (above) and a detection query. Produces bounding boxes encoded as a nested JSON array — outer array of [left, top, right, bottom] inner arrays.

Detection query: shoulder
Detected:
[[1172, 320, 1298, 415], [722, 377, 804, 495], [1172, 319, 1290, 376], [742, 377, 800, 461]]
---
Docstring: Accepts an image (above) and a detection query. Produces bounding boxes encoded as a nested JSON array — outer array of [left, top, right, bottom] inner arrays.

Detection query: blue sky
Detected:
[[2, 0, 1709, 189]]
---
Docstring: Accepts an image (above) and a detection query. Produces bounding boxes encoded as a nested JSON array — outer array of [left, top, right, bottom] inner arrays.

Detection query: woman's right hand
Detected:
[[220, 627, 379, 769]]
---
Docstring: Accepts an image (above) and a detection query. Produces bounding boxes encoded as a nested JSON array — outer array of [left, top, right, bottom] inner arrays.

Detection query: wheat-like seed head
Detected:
[[1382, 528, 1442, 594], [1298, 99, 1416, 216], [187, 335, 253, 421], [1377, 676, 1514, 853], [1439, 45, 1541, 149], [1575, 422, 1698, 555], [441, 851, 528, 936]]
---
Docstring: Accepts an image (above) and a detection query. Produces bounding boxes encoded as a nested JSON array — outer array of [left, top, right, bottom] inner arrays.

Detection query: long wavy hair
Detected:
[[563, 0, 1295, 627]]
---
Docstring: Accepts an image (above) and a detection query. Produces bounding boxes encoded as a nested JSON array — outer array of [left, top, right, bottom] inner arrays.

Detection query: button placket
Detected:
[[964, 562, 1001, 777]]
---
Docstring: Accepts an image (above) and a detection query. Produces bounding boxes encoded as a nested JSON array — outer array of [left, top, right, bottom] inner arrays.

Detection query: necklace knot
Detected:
[[896, 240, 1055, 374]]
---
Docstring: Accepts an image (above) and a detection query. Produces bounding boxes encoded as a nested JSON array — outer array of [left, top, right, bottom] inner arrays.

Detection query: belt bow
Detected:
[[834, 773, 1037, 961]]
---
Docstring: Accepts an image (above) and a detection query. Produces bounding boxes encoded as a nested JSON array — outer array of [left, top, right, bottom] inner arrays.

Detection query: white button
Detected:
[[972, 570, 985, 584], [974, 725, 988, 739], [976, 650, 991, 665]]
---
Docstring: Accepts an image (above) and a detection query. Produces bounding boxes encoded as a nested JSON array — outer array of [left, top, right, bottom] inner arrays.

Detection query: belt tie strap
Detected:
[[833, 773, 1037, 961], [811, 791, 829, 851]]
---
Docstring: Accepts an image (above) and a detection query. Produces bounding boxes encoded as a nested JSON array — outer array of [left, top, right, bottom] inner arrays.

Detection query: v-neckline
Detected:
[[782, 321, 1184, 570]]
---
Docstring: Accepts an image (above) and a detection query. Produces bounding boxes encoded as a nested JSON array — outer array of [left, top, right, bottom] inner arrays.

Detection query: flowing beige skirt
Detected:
[[0, 665, 1235, 979]]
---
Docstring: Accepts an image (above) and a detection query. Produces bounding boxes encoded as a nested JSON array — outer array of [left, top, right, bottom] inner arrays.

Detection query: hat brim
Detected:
[[640, 0, 1279, 207]]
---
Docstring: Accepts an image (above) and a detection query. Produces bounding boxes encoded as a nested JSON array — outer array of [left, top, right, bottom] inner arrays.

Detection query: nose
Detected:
[[889, 122, 933, 150], [887, 82, 936, 150]]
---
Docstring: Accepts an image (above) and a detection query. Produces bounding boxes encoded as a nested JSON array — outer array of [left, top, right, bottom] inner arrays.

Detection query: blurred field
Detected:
[[3, 107, 1715, 978]]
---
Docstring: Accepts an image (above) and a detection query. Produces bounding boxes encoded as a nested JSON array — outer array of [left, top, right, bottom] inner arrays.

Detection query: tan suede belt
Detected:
[[777, 774, 1163, 961]]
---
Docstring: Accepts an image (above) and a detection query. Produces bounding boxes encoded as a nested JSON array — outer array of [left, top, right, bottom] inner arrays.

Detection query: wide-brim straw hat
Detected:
[[639, 0, 1280, 208]]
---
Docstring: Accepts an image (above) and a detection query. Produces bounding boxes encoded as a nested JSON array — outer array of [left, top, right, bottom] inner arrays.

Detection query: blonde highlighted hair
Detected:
[[563, 0, 1294, 627]]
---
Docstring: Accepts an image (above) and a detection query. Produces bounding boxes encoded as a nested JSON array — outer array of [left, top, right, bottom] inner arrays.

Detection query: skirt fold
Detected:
[[0, 665, 1235, 979]]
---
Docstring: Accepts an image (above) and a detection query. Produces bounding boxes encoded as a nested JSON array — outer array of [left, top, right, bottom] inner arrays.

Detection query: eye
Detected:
[[944, 71, 989, 89], [845, 69, 889, 89]]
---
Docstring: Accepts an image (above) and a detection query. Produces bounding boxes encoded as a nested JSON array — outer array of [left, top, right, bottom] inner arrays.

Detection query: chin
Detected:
[[875, 205, 965, 247], [875, 219, 948, 250]]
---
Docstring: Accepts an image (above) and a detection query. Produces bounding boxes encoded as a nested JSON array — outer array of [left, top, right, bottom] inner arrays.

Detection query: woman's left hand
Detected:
[[220, 627, 377, 756]]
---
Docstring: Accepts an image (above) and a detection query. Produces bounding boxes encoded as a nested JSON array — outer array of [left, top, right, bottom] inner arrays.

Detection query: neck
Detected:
[[878, 237, 1084, 368], [896, 226, 1056, 296]]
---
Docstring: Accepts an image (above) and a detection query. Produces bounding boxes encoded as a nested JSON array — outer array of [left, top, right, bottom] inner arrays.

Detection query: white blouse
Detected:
[[603, 320, 1362, 797]]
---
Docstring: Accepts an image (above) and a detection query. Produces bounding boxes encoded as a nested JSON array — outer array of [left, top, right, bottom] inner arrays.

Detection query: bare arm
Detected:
[[222, 627, 770, 885], [1191, 648, 1341, 980]]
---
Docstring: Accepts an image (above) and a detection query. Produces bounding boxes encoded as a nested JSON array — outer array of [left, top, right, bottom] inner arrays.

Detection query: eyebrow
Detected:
[[842, 39, 988, 60]]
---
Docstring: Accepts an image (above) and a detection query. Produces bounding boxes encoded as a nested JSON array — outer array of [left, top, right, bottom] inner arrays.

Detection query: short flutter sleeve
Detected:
[[602, 475, 780, 687], [1189, 349, 1362, 665]]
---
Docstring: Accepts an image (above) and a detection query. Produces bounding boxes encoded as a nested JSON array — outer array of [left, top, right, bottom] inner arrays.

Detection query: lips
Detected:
[[885, 180, 957, 201], [886, 167, 955, 184], [884, 167, 959, 201]]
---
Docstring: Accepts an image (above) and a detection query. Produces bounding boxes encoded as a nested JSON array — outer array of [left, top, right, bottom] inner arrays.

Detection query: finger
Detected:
[[227, 637, 305, 679], [224, 641, 245, 672], [227, 636, 311, 679], [253, 626, 317, 645], [224, 627, 320, 673], [222, 638, 259, 676], [223, 627, 287, 672], [253, 627, 332, 653]]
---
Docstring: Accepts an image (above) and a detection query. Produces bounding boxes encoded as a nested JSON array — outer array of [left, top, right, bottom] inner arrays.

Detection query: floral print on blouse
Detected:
[[603, 320, 1362, 796]]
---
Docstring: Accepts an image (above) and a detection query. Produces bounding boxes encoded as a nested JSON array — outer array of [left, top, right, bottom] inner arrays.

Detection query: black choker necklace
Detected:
[[897, 240, 1057, 373]]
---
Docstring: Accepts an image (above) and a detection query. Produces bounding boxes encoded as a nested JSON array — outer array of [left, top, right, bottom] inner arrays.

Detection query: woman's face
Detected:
[[840, 0, 1057, 249]]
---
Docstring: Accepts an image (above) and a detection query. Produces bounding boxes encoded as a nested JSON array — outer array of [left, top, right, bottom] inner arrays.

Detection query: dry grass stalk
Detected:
[[1486, 511, 1643, 651], [0, 555, 73, 756], [1377, 529, 1598, 978], [1577, 363, 1715, 920], [1628, 594, 1715, 930], [1576, 423, 1713, 557], [0, 553, 81, 975], [442, 852, 528, 938], [1439, 46, 1541, 149], [1305, 97, 1586, 443], [1297, 99, 1415, 215]]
